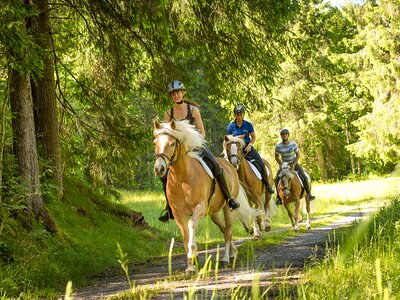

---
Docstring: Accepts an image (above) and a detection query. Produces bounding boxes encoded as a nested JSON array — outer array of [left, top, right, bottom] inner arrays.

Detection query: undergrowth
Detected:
[[0, 177, 176, 299]]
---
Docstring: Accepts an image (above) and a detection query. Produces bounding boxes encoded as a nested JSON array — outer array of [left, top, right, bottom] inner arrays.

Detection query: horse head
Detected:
[[153, 120, 181, 177], [223, 135, 245, 169], [153, 119, 204, 177], [279, 162, 295, 197]]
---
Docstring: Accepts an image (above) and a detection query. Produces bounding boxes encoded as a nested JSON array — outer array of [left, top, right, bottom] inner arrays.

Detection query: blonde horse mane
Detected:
[[154, 120, 205, 152], [222, 135, 246, 158]]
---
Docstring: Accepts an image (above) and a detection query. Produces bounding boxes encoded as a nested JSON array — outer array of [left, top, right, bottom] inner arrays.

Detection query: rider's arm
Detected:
[[163, 110, 171, 122], [275, 152, 282, 166], [245, 131, 256, 152], [192, 107, 206, 138], [291, 149, 300, 168]]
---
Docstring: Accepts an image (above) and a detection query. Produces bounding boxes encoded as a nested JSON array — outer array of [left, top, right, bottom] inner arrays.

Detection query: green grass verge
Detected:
[[0, 175, 399, 299]]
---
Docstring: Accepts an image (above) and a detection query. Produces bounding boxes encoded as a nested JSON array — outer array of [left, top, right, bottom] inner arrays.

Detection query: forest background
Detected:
[[0, 0, 399, 231]]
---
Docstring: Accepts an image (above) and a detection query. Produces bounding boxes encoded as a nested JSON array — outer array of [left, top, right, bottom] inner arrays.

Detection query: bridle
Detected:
[[155, 133, 182, 168], [280, 163, 294, 195], [226, 141, 247, 165]]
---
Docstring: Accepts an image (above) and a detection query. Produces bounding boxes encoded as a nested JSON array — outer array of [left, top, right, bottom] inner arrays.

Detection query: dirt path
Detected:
[[72, 205, 379, 299]]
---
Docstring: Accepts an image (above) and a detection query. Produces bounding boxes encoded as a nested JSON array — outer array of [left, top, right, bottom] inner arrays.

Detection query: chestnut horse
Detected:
[[223, 135, 275, 236], [153, 120, 262, 274], [278, 162, 311, 231]]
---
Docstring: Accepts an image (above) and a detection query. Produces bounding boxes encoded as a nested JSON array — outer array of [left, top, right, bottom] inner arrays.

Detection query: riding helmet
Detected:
[[233, 104, 245, 115], [280, 128, 289, 135], [168, 80, 185, 93]]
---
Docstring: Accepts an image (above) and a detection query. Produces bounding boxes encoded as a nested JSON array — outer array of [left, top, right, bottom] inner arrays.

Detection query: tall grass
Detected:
[[296, 196, 400, 299]]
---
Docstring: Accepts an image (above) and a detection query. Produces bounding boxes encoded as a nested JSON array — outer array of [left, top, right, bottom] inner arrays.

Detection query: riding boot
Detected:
[[302, 178, 315, 201], [262, 174, 275, 194], [216, 171, 240, 210], [158, 173, 175, 222], [158, 201, 174, 222]]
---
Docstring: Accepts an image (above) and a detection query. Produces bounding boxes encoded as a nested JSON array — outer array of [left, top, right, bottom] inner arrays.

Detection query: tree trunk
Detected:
[[9, 69, 43, 219], [31, 0, 63, 197]]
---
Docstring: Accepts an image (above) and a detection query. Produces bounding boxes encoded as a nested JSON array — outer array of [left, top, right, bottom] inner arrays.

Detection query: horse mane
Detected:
[[222, 135, 245, 158], [154, 120, 205, 151]]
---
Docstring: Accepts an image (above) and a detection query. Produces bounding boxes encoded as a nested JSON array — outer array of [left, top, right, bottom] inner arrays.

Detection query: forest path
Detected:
[[72, 202, 380, 299]]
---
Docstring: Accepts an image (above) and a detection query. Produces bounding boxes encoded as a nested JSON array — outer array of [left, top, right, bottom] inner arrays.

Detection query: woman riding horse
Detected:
[[153, 119, 261, 273], [158, 80, 240, 222], [223, 135, 275, 233], [226, 104, 275, 194]]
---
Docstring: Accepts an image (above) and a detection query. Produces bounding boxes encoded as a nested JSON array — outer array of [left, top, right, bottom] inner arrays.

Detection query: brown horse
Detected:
[[223, 135, 275, 236], [153, 120, 262, 274], [277, 162, 311, 231]]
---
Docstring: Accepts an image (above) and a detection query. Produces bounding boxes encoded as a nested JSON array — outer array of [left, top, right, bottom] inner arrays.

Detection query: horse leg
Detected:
[[264, 192, 272, 232], [221, 206, 235, 265], [174, 215, 195, 274], [284, 202, 295, 229], [184, 204, 205, 274], [293, 199, 301, 231], [256, 196, 267, 232], [305, 198, 312, 230], [210, 213, 225, 233]]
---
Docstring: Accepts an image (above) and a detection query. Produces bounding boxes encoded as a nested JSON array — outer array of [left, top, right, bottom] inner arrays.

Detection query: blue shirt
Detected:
[[275, 141, 298, 163], [227, 120, 254, 145]]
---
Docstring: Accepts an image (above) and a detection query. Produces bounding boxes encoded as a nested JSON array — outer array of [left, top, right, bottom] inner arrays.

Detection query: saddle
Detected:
[[244, 156, 270, 180], [190, 154, 214, 179]]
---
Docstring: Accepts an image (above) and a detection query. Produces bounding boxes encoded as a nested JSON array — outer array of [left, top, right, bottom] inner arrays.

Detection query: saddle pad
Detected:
[[295, 171, 303, 188], [294, 171, 311, 188], [245, 159, 262, 180], [192, 155, 214, 179]]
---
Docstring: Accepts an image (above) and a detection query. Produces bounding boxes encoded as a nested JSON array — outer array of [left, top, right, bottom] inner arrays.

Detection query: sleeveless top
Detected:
[[168, 102, 195, 125]]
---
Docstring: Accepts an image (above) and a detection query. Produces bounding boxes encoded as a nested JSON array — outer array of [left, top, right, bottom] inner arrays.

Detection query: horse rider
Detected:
[[226, 104, 275, 194], [274, 128, 315, 204], [158, 80, 240, 222]]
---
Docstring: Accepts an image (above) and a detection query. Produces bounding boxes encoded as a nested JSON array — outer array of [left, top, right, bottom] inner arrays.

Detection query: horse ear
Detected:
[[170, 119, 176, 130], [224, 135, 229, 141], [153, 119, 160, 130]]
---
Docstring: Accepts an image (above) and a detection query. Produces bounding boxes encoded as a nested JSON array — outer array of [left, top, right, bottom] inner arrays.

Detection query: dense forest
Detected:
[[0, 0, 399, 226]]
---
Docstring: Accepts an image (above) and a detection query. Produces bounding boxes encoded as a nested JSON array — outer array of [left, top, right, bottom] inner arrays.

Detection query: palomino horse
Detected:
[[278, 162, 311, 231], [153, 120, 262, 274], [223, 135, 275, 236]]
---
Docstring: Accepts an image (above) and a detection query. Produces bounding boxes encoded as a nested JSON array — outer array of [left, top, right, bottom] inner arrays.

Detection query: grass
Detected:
[[0, 175, 400, 299], [296, 196, 400, 299]]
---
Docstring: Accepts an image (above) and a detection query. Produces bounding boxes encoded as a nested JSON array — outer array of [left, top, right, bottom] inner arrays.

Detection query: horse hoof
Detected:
[[185, 266, 196, 276], [307, 226, 312, 230], [253, 234, 261, 240], [294, 227, 299, 232], [219, 260, 229, 268]]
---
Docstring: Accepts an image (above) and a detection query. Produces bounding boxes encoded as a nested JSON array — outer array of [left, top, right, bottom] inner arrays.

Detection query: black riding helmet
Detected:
[[280, 128, 289, 135], [234, 104, 245, 115], [168, 80, 185, 93]]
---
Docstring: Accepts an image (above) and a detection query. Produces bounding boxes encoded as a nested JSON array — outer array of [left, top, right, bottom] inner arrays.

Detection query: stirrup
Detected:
[[228, 198, 240, 210], [158, 210, 170, 223], [307, 194, 315, 201]]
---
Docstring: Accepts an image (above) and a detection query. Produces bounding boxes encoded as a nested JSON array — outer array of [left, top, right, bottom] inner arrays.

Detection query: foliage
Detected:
[[0, 177, 177, 298], [299, 195, 400, 299]]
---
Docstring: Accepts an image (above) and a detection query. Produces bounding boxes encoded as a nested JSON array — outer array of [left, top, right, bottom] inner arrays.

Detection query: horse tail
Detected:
[[234, 184, 264, 224]]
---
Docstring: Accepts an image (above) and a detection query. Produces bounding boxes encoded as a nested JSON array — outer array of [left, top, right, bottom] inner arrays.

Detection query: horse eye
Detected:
[[171, 141, 176, 147]]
